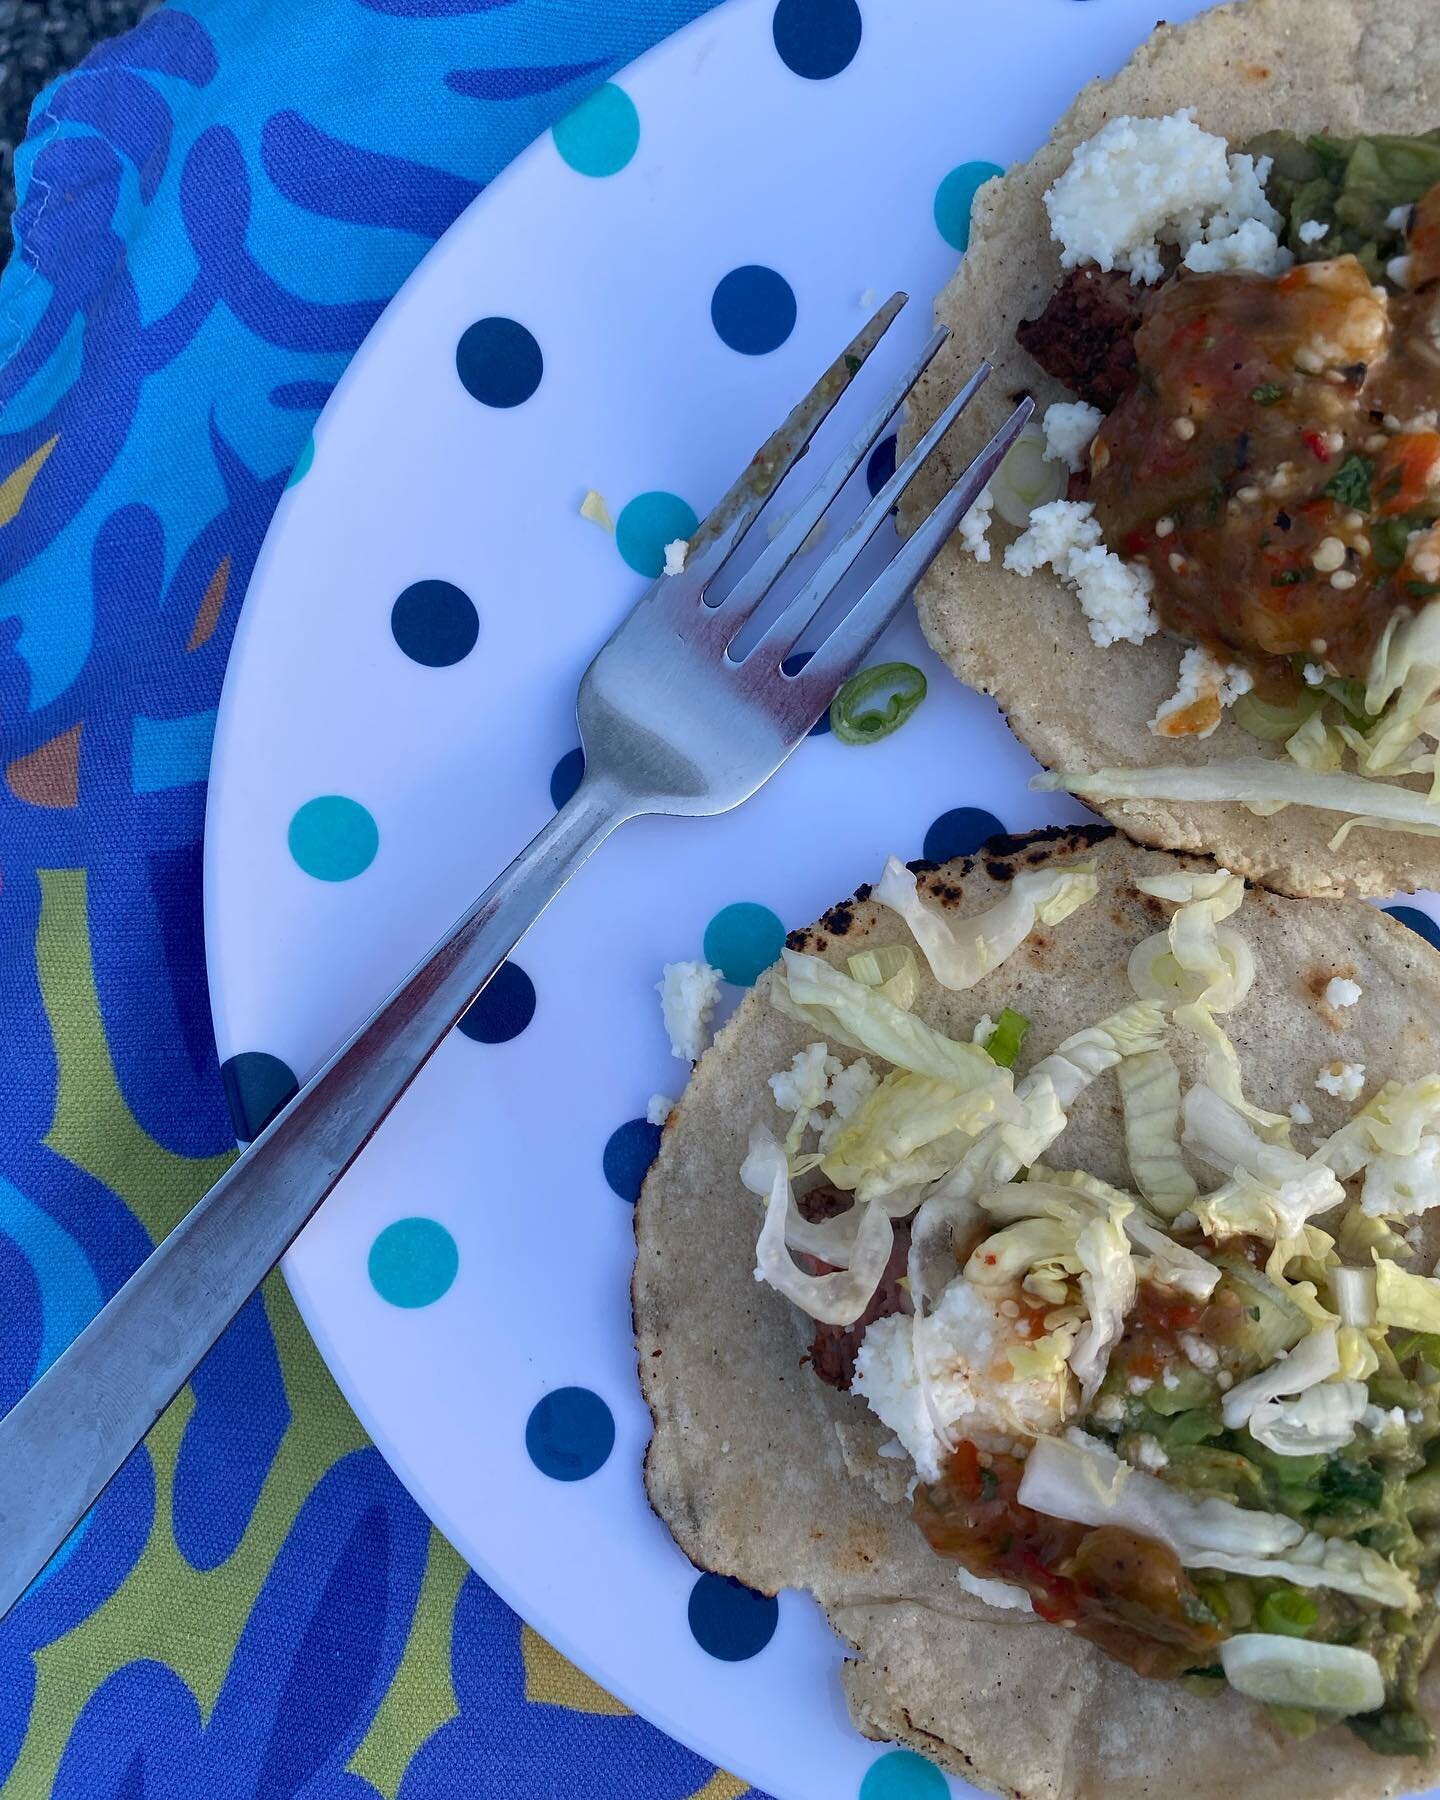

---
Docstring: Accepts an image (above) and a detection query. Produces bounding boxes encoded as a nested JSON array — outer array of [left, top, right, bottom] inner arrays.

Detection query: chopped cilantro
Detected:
[[1372, 516, 1415, 572], [1324, 452, 1374, 511], [1272, 569, 1306, 586], [1314, 1456, 1384, 1511], [1406, 580, 1440, 599], [1251, 383, 1285, 405]]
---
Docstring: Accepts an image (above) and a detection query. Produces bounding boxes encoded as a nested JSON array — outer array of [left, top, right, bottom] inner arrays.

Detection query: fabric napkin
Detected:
[[0, 1, 773, 1793]]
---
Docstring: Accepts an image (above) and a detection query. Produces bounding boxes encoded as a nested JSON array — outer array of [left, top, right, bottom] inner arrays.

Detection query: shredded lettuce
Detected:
[[743, 1129, 896, 1324], [1018, 1431, 1417, 1609], [821, 1068, 1016, 1202], [1220, 1327, 1340, 1429], [1185, 1087, 1344, 1263], [1116, 1048, 1198, 1216], [870, 855, 1098, 991], [772, 951, 1013, 1088], [1362, 1134, 1440, 1217], [1373, 1253, 1440, 1332], [1249, 1379, 1369, 1456], [1069, 1201, 1136, 1402], [983, 1007, 1030, 1069], [1219, 1635, 1385, 1716], [1044, 1172, 1219, 1297], [846, 943, 919, 1011], [1034, 758, 1440, 839]]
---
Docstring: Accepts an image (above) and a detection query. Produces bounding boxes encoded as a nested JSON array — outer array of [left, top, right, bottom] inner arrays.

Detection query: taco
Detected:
[[635, 825, 1440, 1796], [898, 0, 1440, 898]]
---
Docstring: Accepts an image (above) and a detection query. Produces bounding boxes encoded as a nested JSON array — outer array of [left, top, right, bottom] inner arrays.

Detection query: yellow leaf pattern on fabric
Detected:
[[0, 435, 59, 528], [523, 1626, 630, 1716]]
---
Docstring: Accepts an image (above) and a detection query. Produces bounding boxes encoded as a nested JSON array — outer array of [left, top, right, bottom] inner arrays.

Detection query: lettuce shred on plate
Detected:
[[742, 856, 1440, 1757], [975, 109, 1440, 847]]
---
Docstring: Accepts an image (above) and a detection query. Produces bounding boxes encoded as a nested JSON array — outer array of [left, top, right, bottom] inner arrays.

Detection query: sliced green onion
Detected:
[[1257, 1587, 1319, 1638], [989, 422, 1066, 528], [983, 1007, 1031, 1069], [1232, 689, 1321, 743], [830, 662, 927, 745]]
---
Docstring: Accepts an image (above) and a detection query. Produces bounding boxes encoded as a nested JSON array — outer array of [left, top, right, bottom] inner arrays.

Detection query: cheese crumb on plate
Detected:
[[1316, 1062, 1366, 1102], [657, 960, 723, 1063]]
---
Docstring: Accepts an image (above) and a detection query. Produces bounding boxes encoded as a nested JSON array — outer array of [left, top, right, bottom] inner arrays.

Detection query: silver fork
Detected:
[[0, 295, 1030, 1618]]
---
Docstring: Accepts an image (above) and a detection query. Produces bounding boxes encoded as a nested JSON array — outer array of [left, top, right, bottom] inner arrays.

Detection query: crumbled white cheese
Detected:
[[954, 1567, 1036, 1614], [1316, 1062, 1366, 1102], [656, 960, 723, 1063], [1183, 213, 1290, 276], [1004, 499, 1157, 647], [1127, 1373, 1153, 1395], [1041, 401, 1104, 474], [1216, 1369, 1233, 1391], [1302, 662, 1326, 686], [1297, 218, 1330, 245], [1149, 644, 1253, 739], [959, 485, 994, 563], [580, 489, 615, 532], [1180, 1331, 1219, 1372], [1325, 977, 1361, 1009], [971, 1014, 996, 1045], [768, 1041, 837, 1123], [1362, 1403, 1408, 1436], [1045, 109, 1290, 285], [1130, 1433, 1170, 1472], [645, 1093, 675, 1127], [816, 1058, 881, 1153], [853, 1281, 1069, 1484], [1162, 1366, 1181, 1390], [1388, 204, 1414, 232], [1090, 1391, 1125, 1423], [662, 538, 688, 576], [1362, 1135, 1440, 1218], [1289, 1100, 1314, 1126]]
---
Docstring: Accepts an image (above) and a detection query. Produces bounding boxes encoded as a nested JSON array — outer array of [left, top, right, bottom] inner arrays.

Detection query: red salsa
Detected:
[[914, 1441, 1225, 1679]]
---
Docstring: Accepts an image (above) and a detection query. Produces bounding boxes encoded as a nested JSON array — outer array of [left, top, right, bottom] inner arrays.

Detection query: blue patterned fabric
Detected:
[[0, 3, 766, 1794]]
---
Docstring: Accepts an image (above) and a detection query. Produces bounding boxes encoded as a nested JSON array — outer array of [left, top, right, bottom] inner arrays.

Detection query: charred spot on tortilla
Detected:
[[637, 823, 1440, 1793]]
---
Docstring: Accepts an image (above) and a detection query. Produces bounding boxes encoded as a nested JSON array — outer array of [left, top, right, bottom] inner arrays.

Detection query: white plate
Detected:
[[205, 2, 1438, 1795]]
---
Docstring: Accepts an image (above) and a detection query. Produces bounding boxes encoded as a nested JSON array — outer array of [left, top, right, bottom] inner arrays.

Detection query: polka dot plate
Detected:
[[204, 1, 1440, 1794]]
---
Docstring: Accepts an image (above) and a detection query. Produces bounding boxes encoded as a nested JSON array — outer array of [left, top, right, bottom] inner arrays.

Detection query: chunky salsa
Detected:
[[1088, 251, 1440, 700]]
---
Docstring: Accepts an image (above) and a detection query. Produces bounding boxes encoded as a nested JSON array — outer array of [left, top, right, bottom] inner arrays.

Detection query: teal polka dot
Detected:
[[286, 435, 315, 488], [615, 492, 699, 578], [368, 1218, 458, 1308], [934, 159, 1003, 251], [287, 796, 379, 882], [859, 1749, 949, 1800], [553, 83, 640, 177], [703, 902, 785, 987]]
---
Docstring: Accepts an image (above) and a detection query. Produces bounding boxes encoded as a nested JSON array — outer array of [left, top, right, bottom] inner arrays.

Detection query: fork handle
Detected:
[[0, 772, 632, 1620]]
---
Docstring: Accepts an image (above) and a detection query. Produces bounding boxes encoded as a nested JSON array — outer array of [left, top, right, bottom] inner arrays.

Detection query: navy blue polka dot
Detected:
[[1386, 905, 1440, 952], [866, 433, 897, 498], [782, 652, 831, 735], [772, 0, 862, 79], [221, 1051, 300, 1143], [390, 580, 479, 668], [711, 266, 797, 357], [525, 1387, 615, 1482], [688, 1573, 779, 1661], [923, 806, 1005, 864], [456, 316, 543, 408], [603, 1117, 662, 1203], [458, 961, 536, 1044], [550, 746, 585, 809]]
